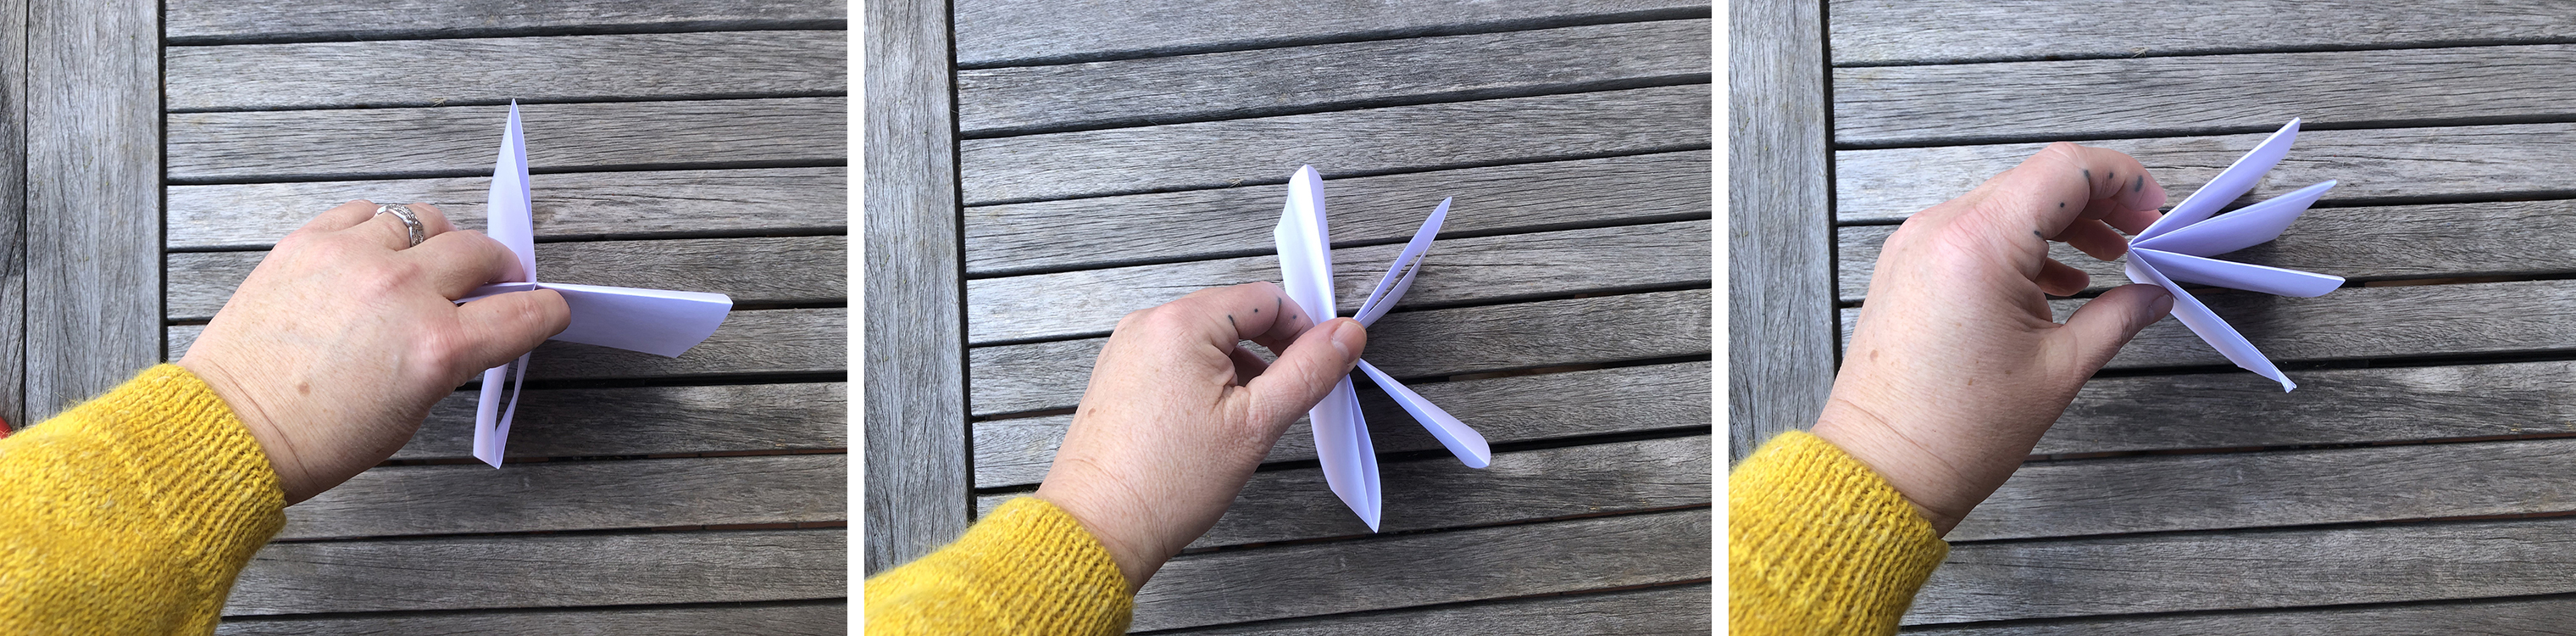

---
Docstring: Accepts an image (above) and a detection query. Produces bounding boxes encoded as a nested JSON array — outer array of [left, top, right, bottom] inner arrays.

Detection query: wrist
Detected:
[[1810, 396, 1971, 535], [1034, 482, 1161, 592], [175, 354, 314, 503]]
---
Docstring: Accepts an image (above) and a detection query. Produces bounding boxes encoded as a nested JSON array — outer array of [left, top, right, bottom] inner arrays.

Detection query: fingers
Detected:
[[451, 289, 572, 374], [1976, 142, 2168, 239], [300, 199, 388, 233], [1158, 282, 1311, 350], [2036, 259, 2090, 297], [405, 229, 527, 298], [1240, 318, 1367, 429], [2057, 283, 2175, 372], [2051, 218, 2129, 261], [352, 202, 456, 250], [1228, 344, 1271, 386]]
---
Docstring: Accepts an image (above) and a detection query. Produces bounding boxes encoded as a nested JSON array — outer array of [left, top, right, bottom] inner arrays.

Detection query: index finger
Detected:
[[1972, 142, 2169, 239], [1152, 282, 1314, 350]]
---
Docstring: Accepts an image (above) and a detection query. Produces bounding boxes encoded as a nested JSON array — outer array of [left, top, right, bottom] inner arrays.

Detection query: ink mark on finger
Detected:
[[2133, 174, 2145, 192], [1228, 314, 1236, 330], [2083, 169, 2091, 183], [2058, 202, 2066, 209], [2034, 230, 2046, 238]]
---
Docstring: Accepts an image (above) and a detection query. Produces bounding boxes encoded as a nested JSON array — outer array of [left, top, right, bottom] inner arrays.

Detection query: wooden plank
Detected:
[[2043, 360, 2576, 455], [168, 31, 847, 112], [170, 307, 847, 380], [971, 288, 1712, 416], [1835, 45, 2576, 148], [1159, 584, 1710, 635], [167, 97, 847, 183], [974, 361, 1711, 488], [0, 0, 26, 428], [957, 20, 1709, 136], [1839, 281, 2576, 371], [959, 84, 1710, 205], [980, 436, 1710, 549], [168, 0, 846, 43], [952, 0, 1706, 67], [1835, 124, 2576, 224], [964, 151, 1709, 276], [225, 528, 843, 615], [1132, 509, 1708, 631], [1727, 0, 1833, 463], [968, 220, 1712, 344], [218, 600, 846, 636], [860, 0, 969, 576], [1898, 594, 2576, 635], [168, 167, 847, 250], [1906, 516, 2576, 625], [1951, 437, 2576, 542], [25, 0, 158, 418], [169, 236, 847, 322], [283, 455, 842, 539], [398, 382, 845, 460], [1829, 0, 2576, 66], [1836, 199, 2576, 302]]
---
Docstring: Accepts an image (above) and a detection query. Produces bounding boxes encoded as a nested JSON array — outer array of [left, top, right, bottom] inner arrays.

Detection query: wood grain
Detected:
[[1901, 593, 2576, 635], [169, 31, 845, 112], [1837, 199, 2576, 301], [1829, 0, 2576, 66], [218, 600, 846, 636], [1835, 124, 2576, 224], [398, 382, 845, 460], [860, 0, 969, 576], [1836, 45, 2576, 147], [974, 361, 1711, 488], [1907, 516, 2576, 625], [1840, 280, 2576, 371], [1132, 509, 1709, 631], [285, 455, 843, 539], [168, 167, 847, 250], [169, 236, 847, 321], [1159, 584, 1709, 635], [971, 288, 1712, 416], [167, 0, 846, 42], [1728, 0, 1834, 463], [25, 0, 157, 419], [964, 151, 1709, 276], [952, 0, 1707, 67], [0, 0, 27, 428], [168, 97, 846, 182], [981, 436, 1710, 549], [958, 84, 1710, 205], [225, 528, 844, 615], [968, 220, 1712, 344], [169, 308, 847, 379], [957, 19, 1708, 135], [1952, 437, 2576, 542], [2043, 360, 2576, 455]]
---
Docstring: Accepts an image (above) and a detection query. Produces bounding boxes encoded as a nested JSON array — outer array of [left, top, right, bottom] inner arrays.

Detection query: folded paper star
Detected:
[[2123, 119, 2341, 392], [456, 103, 736, 467], [1274, 165, 1492, 530]]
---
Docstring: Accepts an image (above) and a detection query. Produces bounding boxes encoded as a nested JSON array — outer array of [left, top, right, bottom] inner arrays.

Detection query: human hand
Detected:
[[178, 200, 570, 504], [1036, 282, 1367, 591], [1813, 143, 2177, 536]]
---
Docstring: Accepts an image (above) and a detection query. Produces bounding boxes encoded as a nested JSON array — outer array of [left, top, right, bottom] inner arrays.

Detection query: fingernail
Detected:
[[2150, 288, 2175, 316], [1329, 320, 1365, 360]]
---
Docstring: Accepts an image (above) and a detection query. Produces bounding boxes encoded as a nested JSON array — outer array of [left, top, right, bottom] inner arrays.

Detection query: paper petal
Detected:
[[2134, 181, 2336, 257], [1310, 377, 1382, 531], [1356, 359, 1490, 468], [1273, 166, 1336, 325], [538, 283, 733, 357], [1353, 198, 1450, 322], [487, 102, 537, 282], [2136, 120, 2301, 242], [2126, 259, 2296, 391], [470, 354, 530, 468], [2132, 248, 2343, 298]]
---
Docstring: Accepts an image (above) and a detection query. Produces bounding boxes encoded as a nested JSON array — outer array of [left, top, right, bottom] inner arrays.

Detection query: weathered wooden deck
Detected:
[[1737, 1, 2576, 631], [7, 0, 847, 631], [864, 1, 1714, 632]]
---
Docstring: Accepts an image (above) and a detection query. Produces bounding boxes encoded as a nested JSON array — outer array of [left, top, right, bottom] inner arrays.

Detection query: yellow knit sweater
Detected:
[[0, 364, 287, 634], [1729, 431, 1950, 635], [864, 497, 1134, 635]]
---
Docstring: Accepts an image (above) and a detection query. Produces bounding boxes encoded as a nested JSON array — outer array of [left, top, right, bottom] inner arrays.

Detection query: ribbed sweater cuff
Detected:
[[864, 496, 1134, 635], [1729, 431, 1949, 635]]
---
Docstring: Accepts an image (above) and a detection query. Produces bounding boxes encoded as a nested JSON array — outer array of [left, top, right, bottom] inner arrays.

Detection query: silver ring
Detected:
[[375, 203, 425, 247]]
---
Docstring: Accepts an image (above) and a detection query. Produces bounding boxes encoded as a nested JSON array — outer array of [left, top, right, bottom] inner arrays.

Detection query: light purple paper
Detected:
[[1273, 166, 1490, 531], [463, 103, 736, 467], [2122, 120, 2342, 392]]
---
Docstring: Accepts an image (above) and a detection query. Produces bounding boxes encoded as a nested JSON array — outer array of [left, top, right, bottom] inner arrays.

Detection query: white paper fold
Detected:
[[2122, 119, 2343, 392]]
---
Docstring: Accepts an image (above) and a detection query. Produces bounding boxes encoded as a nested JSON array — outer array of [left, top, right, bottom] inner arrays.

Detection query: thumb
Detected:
[[1241, 318, 1368, 431], [452, 288, 573, 377], [2059, 283, 2174, 373]]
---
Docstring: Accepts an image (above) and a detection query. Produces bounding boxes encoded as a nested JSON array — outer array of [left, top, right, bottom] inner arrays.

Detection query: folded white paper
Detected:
[[1274, 166, 1491, 530], [2124, 119, 2341, 392], [459, 103, 736, 467]]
